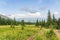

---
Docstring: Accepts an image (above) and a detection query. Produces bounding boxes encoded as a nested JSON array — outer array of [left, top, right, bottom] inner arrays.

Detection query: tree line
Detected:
[[0, 10, 60, 29], [35, 10, 60, 29]]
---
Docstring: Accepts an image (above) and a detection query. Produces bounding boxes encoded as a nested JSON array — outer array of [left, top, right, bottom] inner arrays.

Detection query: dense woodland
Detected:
[[0, 10, 60, 29]]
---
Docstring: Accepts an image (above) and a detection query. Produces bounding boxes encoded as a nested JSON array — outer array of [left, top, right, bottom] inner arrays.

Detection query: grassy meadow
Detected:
[[0, 25, 59, 40], [0, 25, 40, 40]]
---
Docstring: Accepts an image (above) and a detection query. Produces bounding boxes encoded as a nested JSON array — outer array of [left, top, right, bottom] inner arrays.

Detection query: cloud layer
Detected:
[[21, 8, 39, 13], [8, 12, 41, 19]]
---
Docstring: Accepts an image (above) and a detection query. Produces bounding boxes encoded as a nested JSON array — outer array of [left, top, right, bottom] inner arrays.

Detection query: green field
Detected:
[[0, 25, 40, 40], [0, 25, 59, 40]]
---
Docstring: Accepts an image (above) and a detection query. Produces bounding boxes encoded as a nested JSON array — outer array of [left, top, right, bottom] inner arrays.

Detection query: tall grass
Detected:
[[45, 29, 58, 40], [34, 29, 58, 40], [0, 25, 40, 40]]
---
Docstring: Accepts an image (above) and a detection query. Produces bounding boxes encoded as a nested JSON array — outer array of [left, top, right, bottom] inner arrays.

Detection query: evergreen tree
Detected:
[[43, 20, 46, 26], [2, 18, 6, 25], [52, 14, 57, 25], [21, 20, 25, 30], [10, 17, 16, 28], [14, 17, 16, 25], [57, 18, 60, 29], [35, 19, 39, 27], [7, 18, 11, 25], [0, 16, 2, 25], [57, 18, 60, 25], [53, 14, 56, 22], [51, 14, 58, 29], [47, 10, 52, 27], [41, 19, 46, 27], [41, 19, 43, 27], [0, 15, 18, 25]]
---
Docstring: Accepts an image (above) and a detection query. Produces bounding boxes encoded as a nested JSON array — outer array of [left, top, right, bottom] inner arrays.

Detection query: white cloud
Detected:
[[8, 12, 42, 19], [21, 8, 39, 13], [0, 11, 60, 19], [27, 12, 41, 17], [53, 11, 60, 18], [54, 11, 59, 15]]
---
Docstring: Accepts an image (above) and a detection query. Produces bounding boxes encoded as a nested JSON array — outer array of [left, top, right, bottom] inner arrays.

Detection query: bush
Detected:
[[46, 29, 58, 40]]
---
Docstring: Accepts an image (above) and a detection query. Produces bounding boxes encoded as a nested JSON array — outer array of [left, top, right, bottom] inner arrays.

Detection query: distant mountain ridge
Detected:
[[0, 14, 10, 19], [0, 14, 42, 22]]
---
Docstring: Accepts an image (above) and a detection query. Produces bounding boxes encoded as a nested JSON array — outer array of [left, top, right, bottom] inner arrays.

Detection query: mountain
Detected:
[[0, 14, 42, 22], [0, 14, 10, 19]]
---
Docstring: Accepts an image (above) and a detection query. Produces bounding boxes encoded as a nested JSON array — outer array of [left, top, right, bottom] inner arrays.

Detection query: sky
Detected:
[[0, 0, 60, 21]]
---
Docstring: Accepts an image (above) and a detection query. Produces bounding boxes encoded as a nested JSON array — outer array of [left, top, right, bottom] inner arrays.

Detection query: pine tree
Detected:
[[57, 18, 60, 29], [52, 14, 57, 25], [0, 16, 2, 25], [2, 18, 6, 25], [7, 18, 11, 25], [35, 19, 39, 27], [51, 14, 58, 29], [10, 17, 16, 28], [47, 10, 52, 27], [41, 19, 45, 27], [57, 18, 60, 25], [14, 17, 16, 25], [21, 20, 25, 30], [41, 19, 43, 27], [43, 20, 46, 26]]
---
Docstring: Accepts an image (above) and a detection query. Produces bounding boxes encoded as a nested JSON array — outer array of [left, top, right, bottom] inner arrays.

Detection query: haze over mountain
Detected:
[[0, 14, 9, 19], [0, 14, 42, 22]]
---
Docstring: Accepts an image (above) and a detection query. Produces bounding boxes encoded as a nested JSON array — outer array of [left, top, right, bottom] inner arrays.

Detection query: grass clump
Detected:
[[34, 34, 43, 40], [46, 29, 58, 40]]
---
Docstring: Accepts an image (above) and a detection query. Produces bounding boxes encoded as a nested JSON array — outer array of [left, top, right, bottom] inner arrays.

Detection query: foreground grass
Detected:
[[34, 28, 58, 40], [0, 25, 59, 40], [0, 25, 40, 40]]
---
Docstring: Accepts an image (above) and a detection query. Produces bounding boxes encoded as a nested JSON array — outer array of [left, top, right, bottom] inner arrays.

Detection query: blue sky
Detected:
[[0, 0, 60, 21]]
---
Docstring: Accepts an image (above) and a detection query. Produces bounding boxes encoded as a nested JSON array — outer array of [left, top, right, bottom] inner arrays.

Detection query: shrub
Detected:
[[46, 29, 58, 40]]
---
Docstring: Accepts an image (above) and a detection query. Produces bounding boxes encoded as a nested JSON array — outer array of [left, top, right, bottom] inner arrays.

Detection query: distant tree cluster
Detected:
[[0, 16, 12, 25], [0, 10, 60, 29], [0, 16, 19, 28], [21, 20, 25, 30], [35, 10, 60, 29], [46, 10, 60, 29]]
